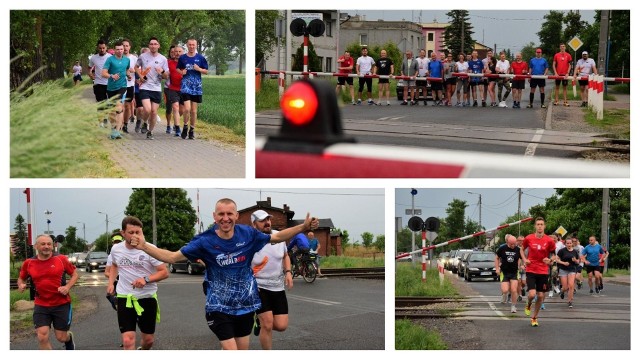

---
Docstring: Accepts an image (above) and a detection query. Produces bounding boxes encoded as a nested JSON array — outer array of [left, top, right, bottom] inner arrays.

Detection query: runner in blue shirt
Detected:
[[581, 236, 605, 294], [527, 48, 549, 108], [177, 38, 209, 140], [467, 50, 484, 107], [130, 198, 318, 350]]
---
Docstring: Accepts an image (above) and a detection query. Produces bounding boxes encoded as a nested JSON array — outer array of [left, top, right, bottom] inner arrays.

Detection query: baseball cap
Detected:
[[111, 234, 123, 243], [582, 51, 588, 55], [535, 48, 542, 53], [251, 210, 272, 222]]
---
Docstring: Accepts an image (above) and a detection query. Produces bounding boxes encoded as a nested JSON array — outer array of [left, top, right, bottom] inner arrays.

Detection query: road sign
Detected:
[[555, 226, 567, 237], [43, 231, 53, 235], [426, 231, 438, 241], [405, 209, 422, 215], [292, 12, 323, 25], [568, 36, 584, 51]]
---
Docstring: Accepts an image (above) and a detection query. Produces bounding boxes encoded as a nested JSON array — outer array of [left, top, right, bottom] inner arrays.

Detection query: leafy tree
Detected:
[[256, 10, 281, 66], [520, 42, 538, 63], [374, 234, 385, 252], [59, 226, 87, 254], [441, 198, 468, 243], [12, 214, 30, 260], [333, 228, 350, 250], [125, 188, 197, 251], [292, 40, 321, 71], [361, 232, 374, 248], [563, 10, 588, 43], [395, 227, 415, 254], [92, 232, 111, 252], [442, 10, 475, 56], [537, 11, 565, 58], [345, 41, 403, 76]]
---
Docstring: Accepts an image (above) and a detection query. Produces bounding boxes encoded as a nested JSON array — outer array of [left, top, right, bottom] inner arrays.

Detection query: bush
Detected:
[[608, 243, 630, 269]]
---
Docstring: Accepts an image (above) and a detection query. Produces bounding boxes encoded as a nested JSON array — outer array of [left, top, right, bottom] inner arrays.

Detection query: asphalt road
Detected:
[[446, 271, 630, 350], [10, 270, 384, 350], [256, 83, 611, 159]]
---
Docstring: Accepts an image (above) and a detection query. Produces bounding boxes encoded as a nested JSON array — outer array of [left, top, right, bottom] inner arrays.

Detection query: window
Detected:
[[325, 20, 332, 37], [325, 57, 332, 72], [318, 56, 324, 71], [428, 32, 434, 42], [360, 34, 368, 46]]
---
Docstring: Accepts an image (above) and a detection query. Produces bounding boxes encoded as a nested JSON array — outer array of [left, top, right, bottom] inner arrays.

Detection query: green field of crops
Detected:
[[198, 75, 245, 136]]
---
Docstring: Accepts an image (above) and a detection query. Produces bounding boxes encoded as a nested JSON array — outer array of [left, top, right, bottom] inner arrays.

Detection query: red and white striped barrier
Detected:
[[395, 217, 534, 261], [256, 138, 629, 178], [589, 74, 605, 120], [23, 188, 33, 246]]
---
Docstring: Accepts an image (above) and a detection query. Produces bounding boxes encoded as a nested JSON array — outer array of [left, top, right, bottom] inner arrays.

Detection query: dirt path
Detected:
[[80, 87, 245, 178]]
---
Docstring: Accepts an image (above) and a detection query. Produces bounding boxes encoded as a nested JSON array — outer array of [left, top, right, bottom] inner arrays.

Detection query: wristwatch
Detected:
[[284, 270, 292, 274], [144, 276, 151, 284]]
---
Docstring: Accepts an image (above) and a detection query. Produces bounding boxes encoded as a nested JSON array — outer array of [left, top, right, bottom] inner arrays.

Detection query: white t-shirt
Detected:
[[136, 52, 169, 92], [251, 231, 287, 292], [126, 54, 138, 88], [456, 61, 469, 73], [357, 56, 375, 75], [555, 241, 566, 255], [110, 242, 164, 298], [416, 57, 430, 76], [576, 58, 597, 76], [89, 53, 112, 86], [496, 60, 510, 74]]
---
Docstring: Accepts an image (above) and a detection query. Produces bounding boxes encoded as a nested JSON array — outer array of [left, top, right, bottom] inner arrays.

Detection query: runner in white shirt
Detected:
[[416, 49, 430, 105], [355, 47, 376, 105], [88, 39, 112, 127], [495, 52, 511, 107], [135, 37, 169, 140], [574, 51, 598, 107]]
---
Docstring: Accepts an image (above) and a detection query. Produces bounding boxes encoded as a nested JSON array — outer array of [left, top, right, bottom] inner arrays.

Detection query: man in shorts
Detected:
[[122, 38, 138, 133], [72, 61, 83, 85], [166, 45, 185, 137], [129, 198, 319, 350], [427, 51, 444, 106], [374, 49, 394, 106], [88, 39, 112, 127], [495, 234, 523, 313], [136, 37, 169, 140], [250, 210, 293, 349], [552, 43, 573, 106], [355, 47, 376, 105], [574, 50, 598, 107], [520, 217, 556, 327], [510, 52, 528, 109], [467, 50, 484, 107], [178, 38, 209, 140], [527, 48, 549, 108], [107, 216, 169, 350], [581, 236, 606, 294], [101, 40, 131, 140], [415, 49, 429, 105], [481, 49, 494, 107], [18, 235, 78, 350], [336, 51, 355, 104], [400, 50, 419, 105]]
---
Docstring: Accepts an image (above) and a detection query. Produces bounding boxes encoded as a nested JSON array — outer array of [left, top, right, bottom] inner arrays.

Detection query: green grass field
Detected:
[[320, 255, 384, 268], [395, 319, 448, 350], [198, 75, 245, 136], [395, 263, 459, 297]]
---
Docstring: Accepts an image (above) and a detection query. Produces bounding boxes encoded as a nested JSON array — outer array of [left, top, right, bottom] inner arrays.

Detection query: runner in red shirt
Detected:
[[18, 235, 79, 349], [520, 217, 556, 327], [336, 51, 355, 104], [552, 43, 573, 106]]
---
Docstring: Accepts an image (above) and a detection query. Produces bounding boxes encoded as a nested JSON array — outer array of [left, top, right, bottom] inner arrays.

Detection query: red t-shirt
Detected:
[[19, 255, 76, 307], [338, 56, 354, 74], [511, 61, 528, 75], [523, 234, 556, 275], [553, 52, 572, 75], [168, 59, 183, 92]]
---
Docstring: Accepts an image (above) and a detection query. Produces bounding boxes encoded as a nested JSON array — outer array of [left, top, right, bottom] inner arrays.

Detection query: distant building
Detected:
[[421, 21, 492, 57], [237, 197, 341, 256], [340, 15, 424, 55]]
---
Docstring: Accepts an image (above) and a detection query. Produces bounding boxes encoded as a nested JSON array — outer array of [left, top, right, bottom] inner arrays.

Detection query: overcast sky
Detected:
[[9, 188, 385, 245], [395, 188, 557, 235], [344, 10, 597, 53]]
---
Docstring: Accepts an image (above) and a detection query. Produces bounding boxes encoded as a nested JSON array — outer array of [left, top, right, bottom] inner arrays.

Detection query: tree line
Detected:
[[10, 10, 245, 91]]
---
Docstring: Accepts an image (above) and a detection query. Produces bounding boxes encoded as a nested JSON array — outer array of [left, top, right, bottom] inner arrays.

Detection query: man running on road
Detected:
[[496, 234, 523, 313]]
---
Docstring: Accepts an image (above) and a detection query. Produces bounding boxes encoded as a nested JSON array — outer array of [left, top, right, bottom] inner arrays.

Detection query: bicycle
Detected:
[[291, 251, 317, 283]]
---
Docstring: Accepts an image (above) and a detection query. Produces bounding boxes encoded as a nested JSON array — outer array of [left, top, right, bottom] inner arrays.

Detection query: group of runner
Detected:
[[87, 37, 208, 140], [336, 43, 598, 109], [495, 217, 608, 327]]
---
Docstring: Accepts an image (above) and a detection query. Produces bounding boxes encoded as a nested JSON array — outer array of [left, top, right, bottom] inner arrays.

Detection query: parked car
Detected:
[[450, 249, 473, 273], [395, 79, 433, 101], [68, 252, 85, 266], [463, 251, 498, 282], [457, 252, 472, 277], [168, 259, 205, 275], [85, 251, 109, 272], [437, 251, 449, 268], [75, 253, 88, 267]]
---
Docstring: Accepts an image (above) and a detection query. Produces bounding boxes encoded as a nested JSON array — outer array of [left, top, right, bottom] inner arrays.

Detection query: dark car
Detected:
[[85, 251, 109, 272], [457, 252, 472, 277], [463, 251, 498, 282], [395, 79, 433, 101], [168, 259, 205, 275], [450, 249, 472, 273]]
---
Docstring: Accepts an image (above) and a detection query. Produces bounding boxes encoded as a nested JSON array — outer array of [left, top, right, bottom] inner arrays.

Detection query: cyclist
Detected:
[[287, 232, 310, 271]]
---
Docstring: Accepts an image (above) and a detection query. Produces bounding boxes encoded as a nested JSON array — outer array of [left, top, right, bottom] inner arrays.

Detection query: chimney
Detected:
[[267, 197, 271, 205]]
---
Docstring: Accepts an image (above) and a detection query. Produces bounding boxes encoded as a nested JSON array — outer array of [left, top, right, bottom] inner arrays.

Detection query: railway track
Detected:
[[322, 267, 385, 279]]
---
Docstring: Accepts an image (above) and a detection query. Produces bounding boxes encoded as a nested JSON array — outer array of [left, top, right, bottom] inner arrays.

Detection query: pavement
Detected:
[[80, 87, 245, 178], [606, 273, 630, 286]]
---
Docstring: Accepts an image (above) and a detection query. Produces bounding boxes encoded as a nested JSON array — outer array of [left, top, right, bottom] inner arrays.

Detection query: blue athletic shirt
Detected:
[[581, 243, 604, 266], [428, 60, 444, 78], [180, 224, 270, 315], [529, 57, 549, 76], [177, 53, 209, 96], [103, 56, 131, 92], [468, 59, 483, 83], [287, 233, 310, 252]]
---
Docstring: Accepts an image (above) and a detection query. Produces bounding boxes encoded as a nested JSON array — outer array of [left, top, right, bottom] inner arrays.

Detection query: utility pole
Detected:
[[469, 191, 482, 247], [597, 11, 610, 81], [601, 188, 610, 273], [517, 188, 522, 236], [152, 188, 157, 245], [411, 189, 416, 263], [77, 222, 86, 242], [461, 16, 465, 54], [98, 211, 109, 252]]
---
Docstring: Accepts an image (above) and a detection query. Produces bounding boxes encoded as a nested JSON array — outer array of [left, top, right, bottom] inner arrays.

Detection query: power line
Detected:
[[214, 188, 384, 197]]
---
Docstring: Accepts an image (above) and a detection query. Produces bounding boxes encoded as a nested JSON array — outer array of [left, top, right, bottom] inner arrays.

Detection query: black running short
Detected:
[[555, 78, 569, 86], [206, 311, 254, 341], [586, 265, 601, 274], [526, 272, 550, 293], [255, 288, 289, 315], [181, 93, 202, 104], [530, 78, 546, 88], [117, 297, 158, 334], [33, 303, 72, 331], [139, 89, 162, 104]]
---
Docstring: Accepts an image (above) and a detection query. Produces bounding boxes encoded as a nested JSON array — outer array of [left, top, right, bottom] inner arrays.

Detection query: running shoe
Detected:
[[351, 101, 356, 105], [375, 102, 382, 106], [577, 281, 582, 289], [595, 287, 600, 294], [357, 99, 362, 105], [512, 103, 518, 108], [511, 305, 517, 313], [541, 104, 547, 108], [554, 285, 560, 294], [135, 119, 141, 133], [600, 284, 604, 291], [541, 303, 545, 310], [65, 331, 75, 350], [424, 100, 428, 105], [526, 104, 533, 108], [501, 294, 507, 304], [455, 102, 462, 107], [568, 302, 573, 308], [174, 125, 181, 137], [129, 116, 135, 123], [531, 318, 539, 327], [122, 123, 128, 133], [188, 128, 195, 140], [367, 99, 374, 105], [110, 129, 119, 139], [166, 126, 171, 134], [482, 100, 486, 107], [590, 289, 594, 294], [401, 100, 408, 105], [473, 101, 478, 107], [524, 304, 531, 316], [181, 125, 189, 139], [146, 131, 154, 140], [560, 291, 565, 299], [498, 101, 507, 108], [141, 122, 148, 134], [517, 295, 522, 302]]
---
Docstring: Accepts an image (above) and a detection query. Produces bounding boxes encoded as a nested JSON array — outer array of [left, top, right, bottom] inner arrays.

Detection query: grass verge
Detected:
[[320, 255, 384, 268], [395, 263, 459, 297], [584, 108, 630, 139], [395, 319, 448, 350]]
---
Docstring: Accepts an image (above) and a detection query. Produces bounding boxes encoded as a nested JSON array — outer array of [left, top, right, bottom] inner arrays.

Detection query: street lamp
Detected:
[[98, 211, 109, 253], [76, 222, 86, 242], [44, 210, 52, 235]]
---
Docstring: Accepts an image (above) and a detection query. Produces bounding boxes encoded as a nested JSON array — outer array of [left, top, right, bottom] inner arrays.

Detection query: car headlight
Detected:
[[91, 261, 97, 266]]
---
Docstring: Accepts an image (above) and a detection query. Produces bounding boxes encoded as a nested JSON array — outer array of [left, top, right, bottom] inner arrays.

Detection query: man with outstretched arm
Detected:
[[129, 198, 318, 350]]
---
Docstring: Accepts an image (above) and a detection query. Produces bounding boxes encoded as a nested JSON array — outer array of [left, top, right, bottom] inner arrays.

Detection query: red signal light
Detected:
[[280, 81, 318, 126]]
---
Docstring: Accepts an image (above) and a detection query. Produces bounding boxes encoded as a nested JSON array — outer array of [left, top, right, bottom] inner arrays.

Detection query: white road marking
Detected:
[[524, 129, 545, 156], [288, 294, 341, 306], [479, 295, 509, 320]]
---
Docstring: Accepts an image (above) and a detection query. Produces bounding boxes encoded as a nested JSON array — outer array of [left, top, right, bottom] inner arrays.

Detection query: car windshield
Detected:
[[89, 252, 108, 259], [470, 253, 494, 262]]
